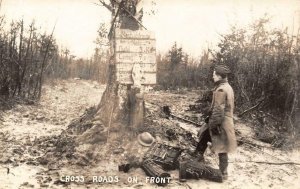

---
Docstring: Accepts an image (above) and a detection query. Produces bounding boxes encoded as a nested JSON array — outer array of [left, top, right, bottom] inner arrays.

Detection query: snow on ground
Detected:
[[0, 79, 299, 189]]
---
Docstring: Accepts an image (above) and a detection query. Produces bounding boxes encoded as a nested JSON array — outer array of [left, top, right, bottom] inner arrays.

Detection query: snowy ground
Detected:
[[0, 79, 299, 189]]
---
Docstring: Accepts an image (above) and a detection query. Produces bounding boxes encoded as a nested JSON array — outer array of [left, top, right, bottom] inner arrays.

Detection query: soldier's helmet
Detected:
[[138, 132, 155, 147]]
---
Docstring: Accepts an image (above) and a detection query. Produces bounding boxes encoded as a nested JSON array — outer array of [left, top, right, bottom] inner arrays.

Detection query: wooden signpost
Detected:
[[97, 28, 156, 138], [114, 29, 156, 85]]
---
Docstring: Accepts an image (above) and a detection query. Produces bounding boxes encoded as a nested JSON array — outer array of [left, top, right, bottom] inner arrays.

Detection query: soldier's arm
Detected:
[[209, 89, 226, 129]]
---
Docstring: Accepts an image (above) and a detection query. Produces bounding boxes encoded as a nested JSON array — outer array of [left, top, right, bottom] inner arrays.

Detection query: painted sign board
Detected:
[[115, 29, 156, 85]]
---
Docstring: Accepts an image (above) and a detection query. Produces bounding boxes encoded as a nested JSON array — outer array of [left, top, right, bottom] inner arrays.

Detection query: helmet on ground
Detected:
[[138, 132, 155, 147]]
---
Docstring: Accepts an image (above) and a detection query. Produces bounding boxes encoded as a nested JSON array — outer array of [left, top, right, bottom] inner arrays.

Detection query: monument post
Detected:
[[96, 28, 156, 139]]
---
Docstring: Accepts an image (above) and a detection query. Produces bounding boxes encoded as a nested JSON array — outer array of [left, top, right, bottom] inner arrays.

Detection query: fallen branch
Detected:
[[147, 102, 203, 127], [243, 143, 285, 162], [238, 98, 265, 117], [242, 143, 300, 168], [0, 166, 15, 176], [238, 137, 274, 149], [232, 161, 300, 166], [170, 113, 203, 127], [175, 181, 192, 189]]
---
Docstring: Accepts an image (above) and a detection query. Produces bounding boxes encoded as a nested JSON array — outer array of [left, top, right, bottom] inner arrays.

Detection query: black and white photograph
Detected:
[[0, 0, 299, 188]]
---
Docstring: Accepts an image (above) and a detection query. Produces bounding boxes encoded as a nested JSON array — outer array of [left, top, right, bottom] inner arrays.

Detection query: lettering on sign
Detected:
[[115, 29, 155, 40], [116, 53, 156, 64], [116, 63, 156, 73], [116, 39, 156, 53], [115, 29, 156, 85]]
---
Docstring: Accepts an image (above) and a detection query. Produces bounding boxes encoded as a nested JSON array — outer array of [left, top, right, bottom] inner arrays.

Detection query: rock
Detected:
[[0, 156, 11, 163], [54, 179, 70, 186], [37, 157, 49, 165], [26, 161, 39, 166], [35, 175, 43, 182], [23, 114, 29, 118], [47, 143, 54, 147], [36, 115, 45, 121], [29, 149, 40, 156], [48, 162, 59, 170], [76, 156, 90, 166], [20, 182, 34, 188], [13, 147, 24, 155], [113, 148, 125, 154], [25, 100, 35, 105], [24, 137, 32, 146]]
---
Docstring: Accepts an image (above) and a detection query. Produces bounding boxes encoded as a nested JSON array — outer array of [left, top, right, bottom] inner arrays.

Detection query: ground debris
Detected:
[[1, 80, 299, 188], [67, 106, 99, 135]]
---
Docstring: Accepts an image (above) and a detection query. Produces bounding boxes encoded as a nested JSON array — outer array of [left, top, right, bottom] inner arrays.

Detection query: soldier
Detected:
[[195, 64, 237, 180]]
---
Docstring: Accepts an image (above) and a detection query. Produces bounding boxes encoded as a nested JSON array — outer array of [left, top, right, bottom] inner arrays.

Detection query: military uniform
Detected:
[[196, 77, 237, 178], [209, 78, 237, 153]]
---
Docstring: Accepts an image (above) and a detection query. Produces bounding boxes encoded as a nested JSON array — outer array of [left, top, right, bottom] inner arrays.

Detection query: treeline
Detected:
[[212, 17, 300, 136], [0, 18, 57, 101], [157, 17, 300, 138], [1, 14, 298, 138], [157, 42, 211, 90], [47, 47, 108, 84], [0, 16, 108, 107]]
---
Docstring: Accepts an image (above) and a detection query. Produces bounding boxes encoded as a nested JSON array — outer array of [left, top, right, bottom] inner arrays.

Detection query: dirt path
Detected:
[[0, 79, 299, 189], [0, 79, 104, 189]]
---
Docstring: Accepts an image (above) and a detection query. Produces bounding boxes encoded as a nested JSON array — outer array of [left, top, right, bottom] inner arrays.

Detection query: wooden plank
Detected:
[[115, 28, 155, 39], [116, 72, 156, 84], [116, 63, 156, 73], [116, 53, 156, 64], [115, 39, 156, 53]]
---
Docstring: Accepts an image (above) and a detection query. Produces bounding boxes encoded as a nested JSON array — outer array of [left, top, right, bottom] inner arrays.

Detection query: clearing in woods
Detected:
[[0, 79, 299, 189]]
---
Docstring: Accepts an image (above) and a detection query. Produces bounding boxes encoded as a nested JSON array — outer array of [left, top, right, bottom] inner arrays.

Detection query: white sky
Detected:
[[1, 0, 300, 58]]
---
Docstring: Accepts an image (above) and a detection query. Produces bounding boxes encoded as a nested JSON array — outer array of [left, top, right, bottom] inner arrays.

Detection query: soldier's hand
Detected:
[[197, 129, 202, 138], [211, 125, 222, 135], [204, 116, 210, 124]]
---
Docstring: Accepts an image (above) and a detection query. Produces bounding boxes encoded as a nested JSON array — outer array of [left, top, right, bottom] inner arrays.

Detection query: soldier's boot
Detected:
[[194, 129, 211, 162], [192, 149, 205, 162], [190, 151, 204, 162], [219, 153, 228, 180]]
